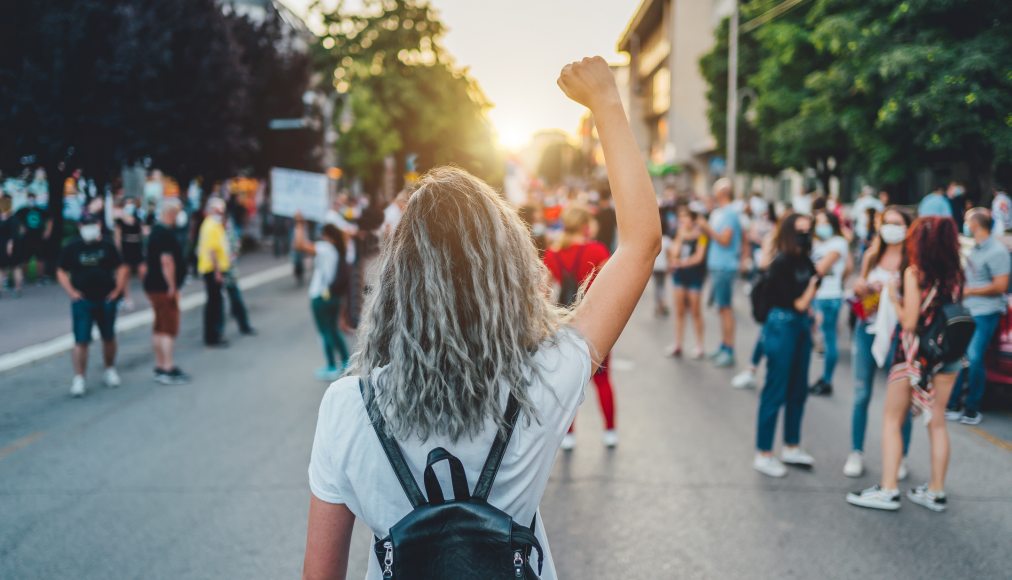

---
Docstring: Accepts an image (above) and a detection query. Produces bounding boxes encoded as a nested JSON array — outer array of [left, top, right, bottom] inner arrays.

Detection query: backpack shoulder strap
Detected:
[[472, 393, 521, 500], [359, 377, 426, 507]]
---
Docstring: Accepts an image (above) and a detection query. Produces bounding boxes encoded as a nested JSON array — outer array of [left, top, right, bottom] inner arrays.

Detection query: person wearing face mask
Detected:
[[114, 198, 145, 310], [844, 207, 914, 478], [56, 216, 128, 397], [945, 208, 1011, 425], [752, 213, 819, 478], [14, 192, 52, 282], [197, 197, 231, 346], [809, 211, 850, 396]]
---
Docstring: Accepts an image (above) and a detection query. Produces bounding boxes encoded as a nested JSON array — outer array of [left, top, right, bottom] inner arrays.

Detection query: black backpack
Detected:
[[328, 247, 351, 299], [750, 269, 772, 323], [553, 245, 586, 307], [919, 299, 975, 365], [360, 378, 544, 580]]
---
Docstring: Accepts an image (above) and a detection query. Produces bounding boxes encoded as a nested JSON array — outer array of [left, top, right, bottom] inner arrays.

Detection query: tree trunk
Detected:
[[45, 163, 65, 277]]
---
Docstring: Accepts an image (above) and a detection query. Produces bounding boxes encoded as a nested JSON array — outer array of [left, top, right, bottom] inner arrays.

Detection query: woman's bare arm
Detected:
[[303, 496, 355, 580], [557, 57, 662, 370]]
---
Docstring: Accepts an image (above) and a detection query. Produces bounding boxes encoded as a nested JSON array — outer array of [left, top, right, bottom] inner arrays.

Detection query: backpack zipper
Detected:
[[513, 550, 524, 578], [382, 541, 394, 579]]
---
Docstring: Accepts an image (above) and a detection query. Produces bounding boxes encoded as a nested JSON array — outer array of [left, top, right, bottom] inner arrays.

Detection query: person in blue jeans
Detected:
[[810, 211, 849, 396], [752, 213, 819, 478], [946, 208, 1011, 425], [844, 206, 914, 478], [697, 178, 742, 368]]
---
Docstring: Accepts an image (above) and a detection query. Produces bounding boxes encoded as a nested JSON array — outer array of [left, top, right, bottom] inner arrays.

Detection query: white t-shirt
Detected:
[[852, 195, 884, 239], [383, 203, 403, 237], [308, 328, 591, 580], [812, 235, 849, 299], [308, 241, 339, 299]]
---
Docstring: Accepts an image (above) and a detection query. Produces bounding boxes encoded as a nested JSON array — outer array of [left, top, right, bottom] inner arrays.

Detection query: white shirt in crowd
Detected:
[[812, 235, 849, 300], [383, 202, 403, 237], [308, 328, 591, 580], [852, 194, 885, 240], [308, 241, 339, 299]]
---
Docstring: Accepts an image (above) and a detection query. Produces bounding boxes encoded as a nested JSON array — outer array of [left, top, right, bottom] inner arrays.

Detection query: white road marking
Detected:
[[0, 264, 291, 374]]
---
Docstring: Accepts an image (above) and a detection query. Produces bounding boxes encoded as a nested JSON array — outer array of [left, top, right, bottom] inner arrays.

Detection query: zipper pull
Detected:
[[382, 541, 394, 579], [513, 550, 524, 578]]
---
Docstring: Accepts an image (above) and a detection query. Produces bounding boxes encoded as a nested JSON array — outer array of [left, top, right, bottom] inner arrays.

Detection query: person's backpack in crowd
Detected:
[[919, 298, 975, 365], [360, 378, 543, 580], [553, 245, 586, 308], [750, 269, 772, 323], [328, 252, 351, 299]]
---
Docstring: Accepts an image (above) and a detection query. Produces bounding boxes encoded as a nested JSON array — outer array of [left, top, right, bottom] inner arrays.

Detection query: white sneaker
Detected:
[[843, 451, 864, 478], [944, 408, 964, 421], [898, 459, 909, 482], [691, 347, 704, 360], [781, 446, 814, 467], [70, 375, 86, 397], [847, 484, 901, 511], [602, 429, 619, 448], [731, 369, 757, 389], [753, 454, 787, 478], [103, 368, 121, 388], [906, 484, 947, 512], [560, 434, 576, 451]]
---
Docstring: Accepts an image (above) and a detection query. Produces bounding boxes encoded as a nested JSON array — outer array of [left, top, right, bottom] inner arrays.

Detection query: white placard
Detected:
[[270, 167, 328, 222]]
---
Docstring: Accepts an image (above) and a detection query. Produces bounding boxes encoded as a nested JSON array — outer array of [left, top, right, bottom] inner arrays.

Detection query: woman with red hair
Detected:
[[848, 216, 965, 512]]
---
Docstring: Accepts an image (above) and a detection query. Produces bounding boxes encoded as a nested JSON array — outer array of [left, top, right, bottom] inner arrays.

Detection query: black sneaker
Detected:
[[168, 367, 191, 384], [809, 380, 833, 396]]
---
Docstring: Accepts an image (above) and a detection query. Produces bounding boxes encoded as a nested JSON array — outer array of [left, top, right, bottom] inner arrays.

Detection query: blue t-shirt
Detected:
[[964, 236, 1011, 316], [917, 193, 953, 218], [706, 205, 742, 271]]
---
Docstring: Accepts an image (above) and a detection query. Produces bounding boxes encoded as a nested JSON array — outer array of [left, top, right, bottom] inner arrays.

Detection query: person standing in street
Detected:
[[114, 198, 145, 310], [946, 208, 1010, 425], [0, 194, 24, 297], [14, 192, 51, 282], [56, 216, 127, 397], [848, 216, 965, 512], [144, 199, 190, 385], [809, 210, 849, 396], [294, 214, 351, 381], [304, 57, 661, 580], [752, 213, 819, 477], [697, 178, 742, 368], [852, 185, 884, 263], [544, 205, 616, 450], [197, 197, 230, 346], [669, 204, 707, 358], [990, 186, 1011, 233], [917, 185, 954, 219], [844, 207, 914, 479]]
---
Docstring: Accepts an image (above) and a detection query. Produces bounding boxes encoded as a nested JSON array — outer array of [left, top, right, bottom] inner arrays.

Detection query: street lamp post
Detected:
[[726, 0, 739, 191]]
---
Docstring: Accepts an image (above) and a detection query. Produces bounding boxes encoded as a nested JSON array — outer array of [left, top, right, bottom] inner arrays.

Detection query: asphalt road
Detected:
[[1, 275, 1010, 579]]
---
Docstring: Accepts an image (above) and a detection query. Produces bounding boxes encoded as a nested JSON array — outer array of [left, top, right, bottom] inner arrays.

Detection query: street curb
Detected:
[[0, 264, 292, 375]]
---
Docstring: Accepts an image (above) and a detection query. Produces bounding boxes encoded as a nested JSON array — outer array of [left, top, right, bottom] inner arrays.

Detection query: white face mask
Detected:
[[879, 223, 907, 245], [175, 211, 188, 228], [80, 224, 101, 242], [209, 213, 223, 224], [124, 203, 136, 215]]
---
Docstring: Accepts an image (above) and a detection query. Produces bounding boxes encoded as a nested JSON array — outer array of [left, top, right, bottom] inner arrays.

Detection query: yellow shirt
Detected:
[[196, 218, 231, 274]]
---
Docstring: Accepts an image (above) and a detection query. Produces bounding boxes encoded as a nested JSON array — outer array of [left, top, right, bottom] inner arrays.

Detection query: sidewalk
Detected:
[[0, 249, 295, 359]]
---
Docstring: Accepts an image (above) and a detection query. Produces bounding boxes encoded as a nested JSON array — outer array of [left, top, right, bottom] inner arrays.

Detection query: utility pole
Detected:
[[726, 0, 739, 190]]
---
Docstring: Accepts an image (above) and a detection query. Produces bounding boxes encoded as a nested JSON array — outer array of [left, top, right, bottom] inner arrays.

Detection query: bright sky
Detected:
[[285, 0, 637, 149]]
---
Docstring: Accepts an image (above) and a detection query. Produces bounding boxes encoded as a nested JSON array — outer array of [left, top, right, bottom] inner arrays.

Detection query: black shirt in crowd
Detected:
[[58, 239, 122, 301], [595, 206, 617, 250], [143, 223, 185, 293], [765, 253, 816, 312], [115, 218, 145, 264], [15, 206, 47, 241], [0, 216, 17, 256]]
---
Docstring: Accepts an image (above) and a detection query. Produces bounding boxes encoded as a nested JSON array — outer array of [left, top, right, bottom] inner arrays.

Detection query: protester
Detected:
[[652, 232, 671, 317], [223, 211, 256, 337], [947, 181, 967, 229], [752, 213, 819, 477], [343, 206, 385, 331], [197, 197, 231, 346], [991, 186, 1011, 233], [293, 215, 350, 381], [917, 185, 954, 218], [848, 217, 964, 512], [56, 216, 127, 397], [0, 194, 23, 296], [144, 199, 190, 385], [594, 185, 617, 252], [946, 208, 1011, 425], [852, 185, 884, 262], [114, 197, 145, 309], [845, 206, 914, 478], [544, 205, 616, 449], [303, 57, 661, 580], [669, 204, 707, 358], [809, 210, 849, 396], [697, 178, 742, 368], [15, 191, 51, 281]]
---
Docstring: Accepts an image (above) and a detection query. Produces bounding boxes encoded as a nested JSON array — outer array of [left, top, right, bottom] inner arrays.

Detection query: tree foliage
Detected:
[[700, 0, 1012, 197], [315, 0, 502, 192]]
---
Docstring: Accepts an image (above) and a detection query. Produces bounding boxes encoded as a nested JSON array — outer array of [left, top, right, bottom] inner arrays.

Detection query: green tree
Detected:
[[315, 0, 502, 193]]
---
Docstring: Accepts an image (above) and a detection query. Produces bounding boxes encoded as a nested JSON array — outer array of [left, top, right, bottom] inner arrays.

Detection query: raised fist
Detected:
[[557, 56, 620, 111]]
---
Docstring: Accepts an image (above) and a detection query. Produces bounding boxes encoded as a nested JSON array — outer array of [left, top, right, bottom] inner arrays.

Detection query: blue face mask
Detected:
[[963, 223, 972, 237], [815, 224, 834, 240]]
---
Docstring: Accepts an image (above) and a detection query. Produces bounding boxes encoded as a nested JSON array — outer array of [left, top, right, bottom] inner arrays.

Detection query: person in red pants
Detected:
[[544, 205, 617, 449]]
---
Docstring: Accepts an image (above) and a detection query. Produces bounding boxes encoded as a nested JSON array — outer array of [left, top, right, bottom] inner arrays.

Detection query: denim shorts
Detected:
[[71, 299, 119, 344], [937, 358, 964, 375], [708, 269, 736, 308], [672, 276, 704, 292]]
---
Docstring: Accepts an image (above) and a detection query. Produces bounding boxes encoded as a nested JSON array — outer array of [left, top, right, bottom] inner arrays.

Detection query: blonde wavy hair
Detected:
[[350, 166, 566, 441]]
